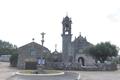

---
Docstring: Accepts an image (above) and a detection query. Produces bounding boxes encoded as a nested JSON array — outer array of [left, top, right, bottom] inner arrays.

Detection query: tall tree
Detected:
[[0, 40, 17, 55], [88, 42, 118, 63], [0, 40, 18, 66]]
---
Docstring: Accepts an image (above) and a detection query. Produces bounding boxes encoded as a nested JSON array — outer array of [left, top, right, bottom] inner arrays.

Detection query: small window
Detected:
[[30, 48, 36, 56]]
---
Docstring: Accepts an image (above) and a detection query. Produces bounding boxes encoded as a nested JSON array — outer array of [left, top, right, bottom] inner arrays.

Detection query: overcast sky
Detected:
[[0, 0, 120, 52]]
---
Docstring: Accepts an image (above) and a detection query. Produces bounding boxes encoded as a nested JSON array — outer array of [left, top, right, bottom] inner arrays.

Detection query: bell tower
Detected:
[[62, 15, 73, 63]]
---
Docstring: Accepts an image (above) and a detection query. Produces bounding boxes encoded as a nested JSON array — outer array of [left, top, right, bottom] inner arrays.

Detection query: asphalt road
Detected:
[[0, 62, 79, 80], [1, 62, 120, 80], [9, 72, 79, 80], [0, 62, 17, 80]]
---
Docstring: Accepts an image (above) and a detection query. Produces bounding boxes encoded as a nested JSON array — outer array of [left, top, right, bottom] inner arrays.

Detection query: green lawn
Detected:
[[19, 70, 62, 74]]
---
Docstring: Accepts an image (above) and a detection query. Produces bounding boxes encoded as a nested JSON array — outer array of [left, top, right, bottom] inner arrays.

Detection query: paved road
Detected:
[[1, 62, 120, 80], [0, 62, 79, 80], [9, 72, 79, 80], [77, 70, 120, 80], [0, 62, 17, 80]]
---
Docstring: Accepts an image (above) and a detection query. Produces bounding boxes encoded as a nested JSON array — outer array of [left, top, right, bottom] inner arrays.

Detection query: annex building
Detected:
[[17, 42, 50, 69]]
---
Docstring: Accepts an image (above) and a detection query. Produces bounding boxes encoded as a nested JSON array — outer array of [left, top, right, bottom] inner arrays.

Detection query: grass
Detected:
[[20, 70, 37, 74], [19, 70, 62, 74]]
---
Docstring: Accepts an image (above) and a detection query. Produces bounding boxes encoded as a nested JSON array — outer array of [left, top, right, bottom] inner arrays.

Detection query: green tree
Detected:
[[88, 42, 118, 63], [0, 40, 18, 67], [0, 40, 17, 55]]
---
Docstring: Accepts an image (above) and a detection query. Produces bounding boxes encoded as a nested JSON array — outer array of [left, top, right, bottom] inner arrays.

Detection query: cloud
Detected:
[[107, 15, 119, 22], [107, 9, 120, 22]]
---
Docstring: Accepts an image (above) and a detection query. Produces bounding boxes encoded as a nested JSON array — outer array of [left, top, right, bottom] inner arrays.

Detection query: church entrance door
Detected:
[[78, 57, 85, 66]]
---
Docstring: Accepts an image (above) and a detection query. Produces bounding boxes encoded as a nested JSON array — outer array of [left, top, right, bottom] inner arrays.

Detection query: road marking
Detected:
[[76, 73, 81, 80]]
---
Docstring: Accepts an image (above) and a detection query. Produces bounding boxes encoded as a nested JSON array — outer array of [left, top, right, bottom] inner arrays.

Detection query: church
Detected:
[[61, 15, 95, 66], [17, 15, 96, 70]]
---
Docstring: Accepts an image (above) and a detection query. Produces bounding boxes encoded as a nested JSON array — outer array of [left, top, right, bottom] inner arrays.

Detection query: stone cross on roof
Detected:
[[32, 38, 35, 42]]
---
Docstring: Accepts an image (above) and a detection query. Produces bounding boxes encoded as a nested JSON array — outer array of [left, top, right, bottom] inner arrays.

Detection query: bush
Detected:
[[10, 53, 18, 67]]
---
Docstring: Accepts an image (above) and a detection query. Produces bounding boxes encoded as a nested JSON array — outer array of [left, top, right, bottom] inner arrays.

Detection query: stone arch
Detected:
[[78, 57, 85, 66]]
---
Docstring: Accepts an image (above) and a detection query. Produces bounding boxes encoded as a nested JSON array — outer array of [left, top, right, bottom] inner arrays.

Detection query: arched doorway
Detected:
[[78, 57, 85, 66]]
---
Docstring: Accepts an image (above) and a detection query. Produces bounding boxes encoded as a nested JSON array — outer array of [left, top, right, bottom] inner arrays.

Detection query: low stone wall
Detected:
[[96, 63, 117, 71], [44, 62, 117, 71]]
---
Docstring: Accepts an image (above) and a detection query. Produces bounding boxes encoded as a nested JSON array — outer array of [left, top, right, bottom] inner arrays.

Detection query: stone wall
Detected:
[[75, 54, 95, 66], [96, 63, 117, 71], [44, 62, 117, 71]]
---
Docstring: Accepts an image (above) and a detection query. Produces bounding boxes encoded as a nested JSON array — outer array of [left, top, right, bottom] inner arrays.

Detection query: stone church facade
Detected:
[[61, 16, 95, 66], [17, 42, 50, 69]]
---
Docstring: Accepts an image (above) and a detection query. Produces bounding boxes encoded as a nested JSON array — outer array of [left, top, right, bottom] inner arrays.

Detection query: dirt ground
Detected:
[[0, 62, 120, 80]]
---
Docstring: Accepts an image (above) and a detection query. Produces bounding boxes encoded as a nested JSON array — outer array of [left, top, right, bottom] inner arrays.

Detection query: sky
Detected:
[[0, 0, 120, 52]]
